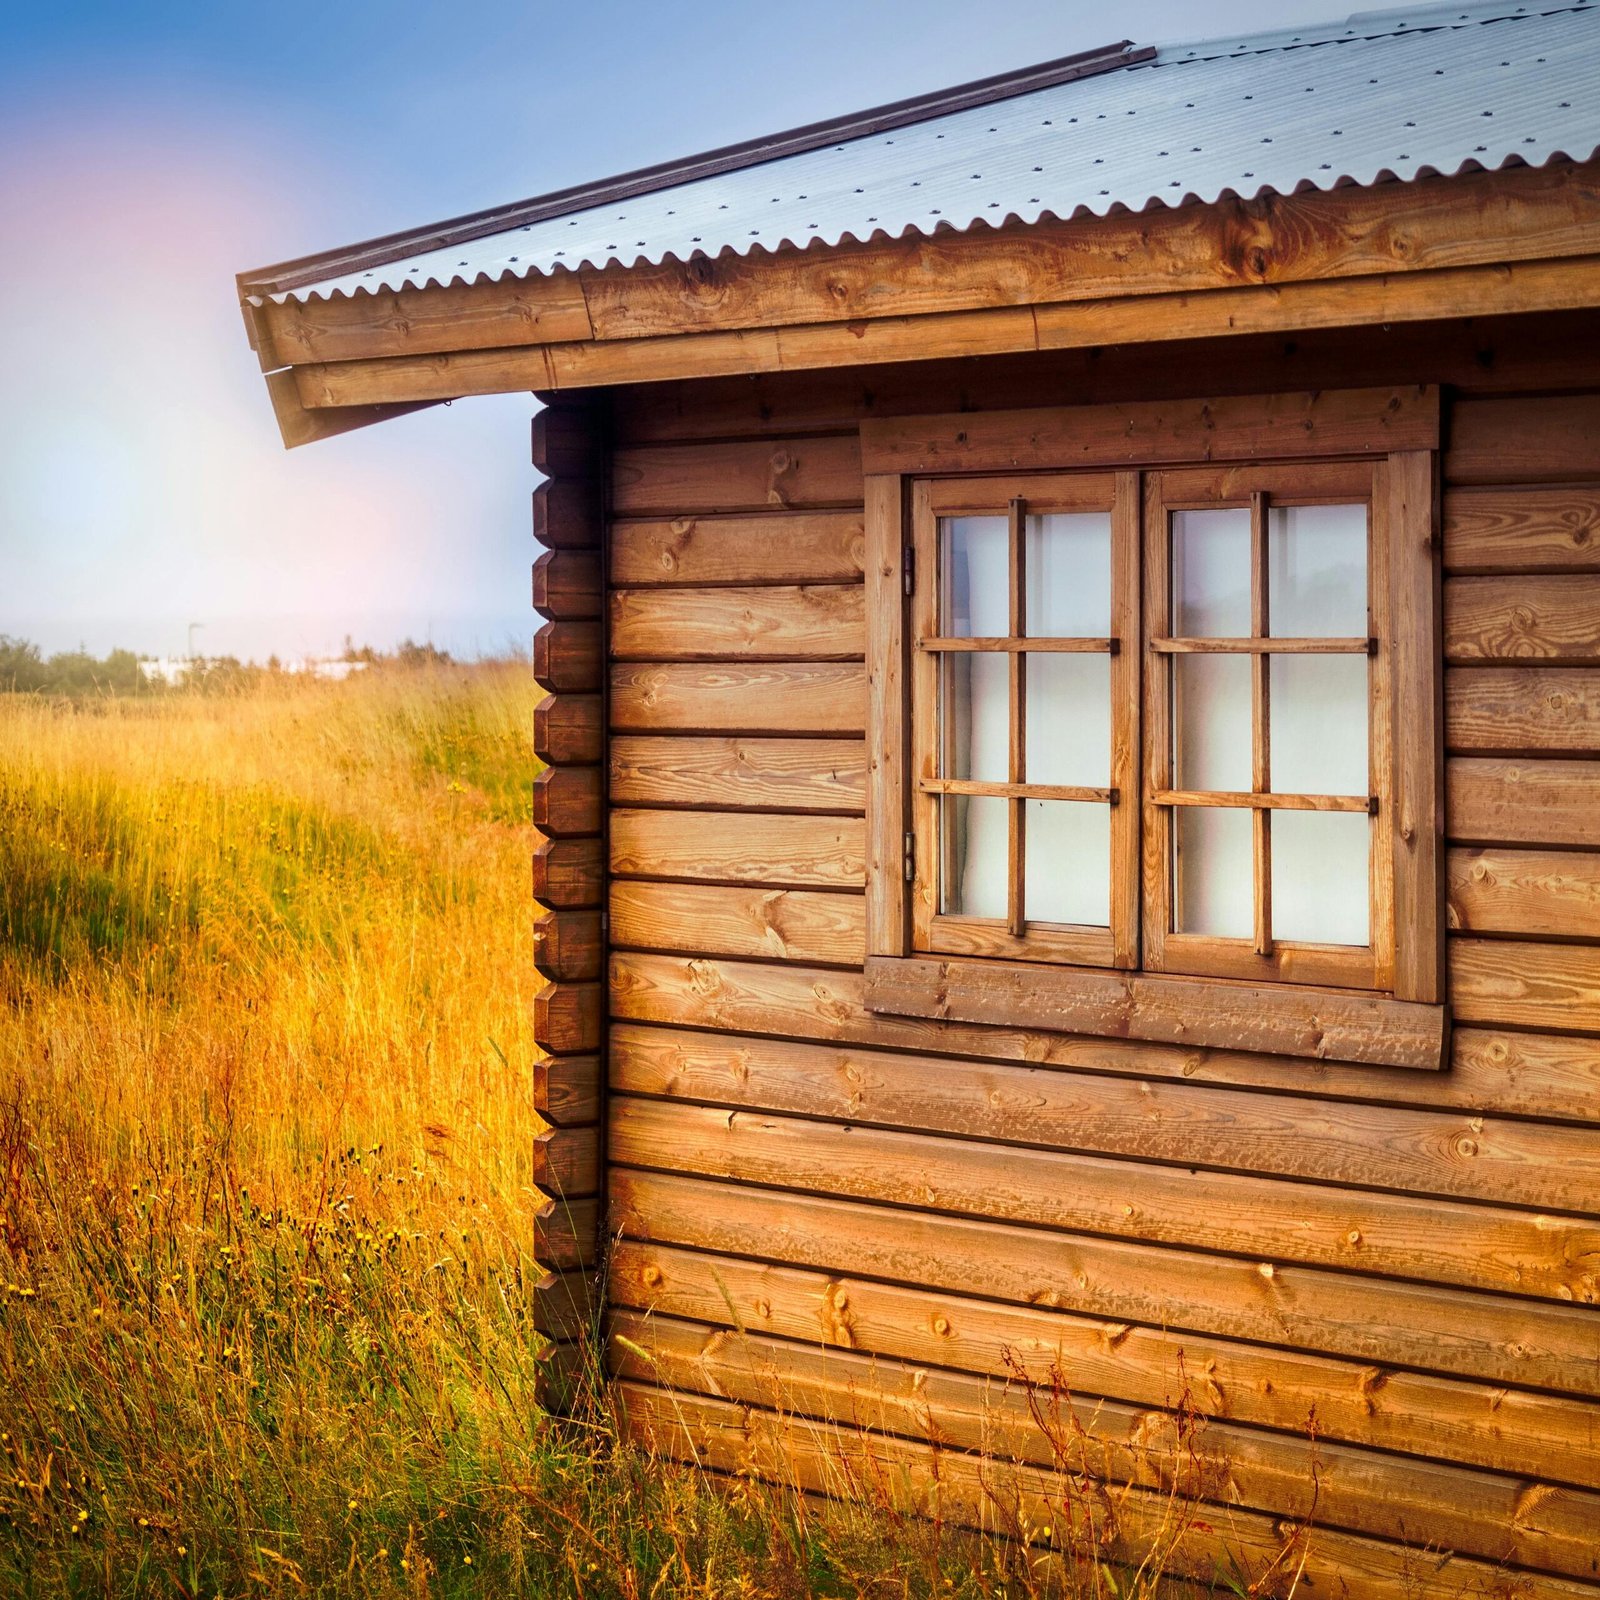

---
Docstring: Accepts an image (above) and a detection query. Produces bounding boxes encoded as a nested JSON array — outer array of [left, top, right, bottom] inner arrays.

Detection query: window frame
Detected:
[[859, 385, 1446, 1069]]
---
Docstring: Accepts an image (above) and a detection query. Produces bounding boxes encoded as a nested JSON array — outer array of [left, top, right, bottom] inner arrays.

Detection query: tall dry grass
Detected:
[[0, 668, 1276, 1598]]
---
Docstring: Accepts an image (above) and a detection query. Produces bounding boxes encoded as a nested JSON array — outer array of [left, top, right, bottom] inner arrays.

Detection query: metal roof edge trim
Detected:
[[236, 38, 1151, 299]]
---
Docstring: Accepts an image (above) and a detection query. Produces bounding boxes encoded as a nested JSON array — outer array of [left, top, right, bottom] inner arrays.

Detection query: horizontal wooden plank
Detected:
[[1448, 394, 1600, 486], [1451, 937, 1600, 1034], [1445, 668, 1600, 752], [532, 908, 603, 983], [610, 1169, 1600, 1402], [533, 980, 602, 1055], [608, 1023, 1600, 1217], [608, 735, 866, 812], [610, 512, 865, 586], [1444, 486, 1600, 574], [609, 951, 1600, 1125], [609, 1241, 1600, 1485], [1448, 757, 1600, 847], [534, 620, 602, 693], [534, 1053, 601, 1126], [532, 1124, 600, 1199], [865, 955, 1447, 1071], [608, 1094, 1598, 1304], [532, 548, 602, 621], [531, 1264, 594, 1343], [862, 386, 1437, 475], [1446, 575, 1600, 663], [609, 584, 864, 660], [618, 1382, 1600, 1600], [531, 766, 602, 836], [610, 663, 867, 735], [610, 881, 864, 965], [533, 693, 603, 765], [1448, 847, 1600, 939], [532, 479, 602, 551], [611, 437, 862, 516], [530, 401, 604, 479], [610, 810, 864, 888], [613, 1310, 1600, 1579], [532, 1193, 600, 1270], [531, 835, 604, 909]]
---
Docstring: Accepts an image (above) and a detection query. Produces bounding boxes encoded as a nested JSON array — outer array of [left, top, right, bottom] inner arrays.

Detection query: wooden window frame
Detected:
[[861, 387, 1446, 1071]]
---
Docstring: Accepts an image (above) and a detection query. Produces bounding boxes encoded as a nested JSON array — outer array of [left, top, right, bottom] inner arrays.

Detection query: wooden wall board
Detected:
[[608, 1169, 1600, 1396], [610, 810, 865, 887], [608, 735, 867, 812], [607, 1023, 1600, 1215], [609, 951, 1600, 1125], [1448, 395, 1600, 486], [532, 835, 606, 908], [1446, 574, 1600, 663], [607, 1094, 1597, 1304], [609, 881, 865, 966], [1448, 758, 1600, 847], [1445, 667, 1600, 752], [611, 437, 863, 515], [534, 1054, 603, 1127], [1448, 846, 1600, 938], [608, 1241, 1600, 1485], [1451, 937, 1600, 1033], [610, 512, 865, 586], [610, 663, 867, 735], [1444, 486, 1600, 574], [609, 584, 865, 660]]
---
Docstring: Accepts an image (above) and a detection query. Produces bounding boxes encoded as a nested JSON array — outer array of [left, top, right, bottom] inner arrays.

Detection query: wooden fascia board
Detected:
[[290, 253, 1600, 410], [264, 368, 442, 450], [258, 159, 1600, 374]]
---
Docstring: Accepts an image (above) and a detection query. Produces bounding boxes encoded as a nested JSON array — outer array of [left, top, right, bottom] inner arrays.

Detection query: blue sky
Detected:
[[1, 0, 1401, 661]]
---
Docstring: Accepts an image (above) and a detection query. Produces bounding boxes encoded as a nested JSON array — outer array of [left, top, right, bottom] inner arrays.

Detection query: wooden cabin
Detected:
[[238, 5, 1600, 1591]]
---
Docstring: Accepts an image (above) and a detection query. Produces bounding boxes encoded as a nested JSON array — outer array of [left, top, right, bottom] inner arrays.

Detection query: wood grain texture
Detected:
[[609, 1240, 1600, 1485], [1449, 847, 1600, 938], [533, 693, 604, 765], [609, 809, 864, 887], [609, 951, 1600, 1124], [1447, 575, 1600, 663], [533, 620, 603, 693], [532, 1193, 600, 1270], [607, 1023, 1600, 1216], [610, 663, 867, 735], [1448, 757, 1600, 847], [1451, 937, 1600, 1033], [534, 1053, 602, 1126], [864, 955, 1447, 1071], [532, 980, 602, 1056], [609, 1169, 1600, 1398], [532, 1124, 600, 1199], [532, 549, 602, 621], [611, 437, 862, 515], [607, 1094, 1597, 1303], [532, 908, 603, 982], [531, 766, 603, 836], [1444, 486, 1600, 574], [532, 479, 603, 551], [530, 400, 604, 479], [863, 472, 908, 959], [609, 881, 864, 965], [862, 387, 1438, 474], [1448, 394, 1600, 486], [532, 835, 605, 909], [1445, 668, 1600, 752], [530, 1264, 594, 1343], [610, 512, 865, 586], [613, 1311, 1600, 1579], [609, 584, 864, 660], [608, 735, 866, 812], [618, 1382, 1600, 1600]]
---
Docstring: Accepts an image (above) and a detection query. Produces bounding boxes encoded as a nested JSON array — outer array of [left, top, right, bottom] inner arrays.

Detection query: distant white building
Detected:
[[136, 656, 369, 684]]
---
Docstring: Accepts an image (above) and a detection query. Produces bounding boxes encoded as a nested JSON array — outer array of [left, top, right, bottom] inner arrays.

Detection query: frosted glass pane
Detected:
[[1269, 503, 1367, 637], [941, 517, 1008, 636], [1026, 512, 1110, 636], [1174, 655, 1251, 792], [1025, 802, 1109, 927], [1173, 508, 1250, 636], [1272, 810, 1370, 946], [1027, 655, 1110, 788], [941, 794, 1007, 919], [1271, 656, 1369, 796], [940, 653, 1008, 783], [1175, 807, 1253, 938]]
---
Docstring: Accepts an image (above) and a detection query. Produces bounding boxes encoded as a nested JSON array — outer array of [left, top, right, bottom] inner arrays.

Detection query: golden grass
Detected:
[[0, 667, 1278, 1599]]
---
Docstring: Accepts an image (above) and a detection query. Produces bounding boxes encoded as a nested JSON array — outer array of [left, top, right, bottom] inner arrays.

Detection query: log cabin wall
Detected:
[[591, 311, 1600, 1597]]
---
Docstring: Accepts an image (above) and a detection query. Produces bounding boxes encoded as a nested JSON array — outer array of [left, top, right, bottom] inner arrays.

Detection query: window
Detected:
[[862, 388, 1445, 1069]]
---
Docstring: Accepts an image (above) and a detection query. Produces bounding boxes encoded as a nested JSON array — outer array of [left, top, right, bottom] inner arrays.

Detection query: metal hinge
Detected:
[[903, 830, 916, 882], [902, 546, 915, 597]]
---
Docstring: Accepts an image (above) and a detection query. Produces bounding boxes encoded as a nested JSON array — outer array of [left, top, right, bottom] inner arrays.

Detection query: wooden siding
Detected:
[[596, 338, 1600, 1595]]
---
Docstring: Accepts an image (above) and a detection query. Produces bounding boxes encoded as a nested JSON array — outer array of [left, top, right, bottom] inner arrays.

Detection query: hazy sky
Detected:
[[1, 0, 1409, 661]]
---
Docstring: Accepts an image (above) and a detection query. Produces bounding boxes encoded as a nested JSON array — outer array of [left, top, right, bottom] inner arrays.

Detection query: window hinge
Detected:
[[903, 830, 916, 882], [902, 546, 915, 597]]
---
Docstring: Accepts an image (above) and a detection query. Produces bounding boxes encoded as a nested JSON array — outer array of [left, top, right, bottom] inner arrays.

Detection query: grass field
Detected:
[[0, 667, 1283, 1599]]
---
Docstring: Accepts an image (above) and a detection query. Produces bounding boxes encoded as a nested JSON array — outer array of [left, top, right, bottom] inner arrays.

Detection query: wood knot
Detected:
[[932, 1315, 951, 1337], [641, 1264, 663, 1288]]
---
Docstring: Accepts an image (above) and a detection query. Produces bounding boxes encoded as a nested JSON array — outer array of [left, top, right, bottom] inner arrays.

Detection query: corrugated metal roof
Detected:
[[261, 0, 1600, 306]]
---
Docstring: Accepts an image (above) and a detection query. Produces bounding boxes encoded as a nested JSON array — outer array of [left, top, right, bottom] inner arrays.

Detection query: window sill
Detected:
[[863, 955, 1448, 1071]]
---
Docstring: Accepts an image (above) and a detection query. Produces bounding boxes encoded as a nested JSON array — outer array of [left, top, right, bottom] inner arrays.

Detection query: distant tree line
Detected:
[[0, 636, 461, 696]]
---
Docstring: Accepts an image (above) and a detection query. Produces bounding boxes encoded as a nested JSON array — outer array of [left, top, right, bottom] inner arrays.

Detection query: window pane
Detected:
[[1026, 512, 1110, 636], [940, 793, 1007, 919], [1272, 810, 1370, 946], [1025, 801, 1109, 926], [1269, 503, 1367, 638], [1270, 656, 1369, 797], [940, 653, 1008, 783], [941, 516, 1008, 637], [1174, 807, 1253, 939], [1174, 654, 1251, 792], [1173, 508, 1250, 637], [1026, 655, 1110, 788]]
